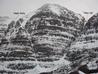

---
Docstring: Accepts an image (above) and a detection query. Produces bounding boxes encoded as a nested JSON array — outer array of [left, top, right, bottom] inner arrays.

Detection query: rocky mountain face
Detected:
[[0, 4, 86, 74], [68, 13, 98, 73], [6, 18, 24, 38], [24, 4, 85, 61]]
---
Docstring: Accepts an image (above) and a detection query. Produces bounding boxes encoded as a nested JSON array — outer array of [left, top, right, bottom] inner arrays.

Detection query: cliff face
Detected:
[[23, 4, 85, 61], [6, 18, 24, 38], [68, 13, 98, 71], [4, 4, 85, 61], [70, 13, 98, 52], [0, 4, 86, 74]]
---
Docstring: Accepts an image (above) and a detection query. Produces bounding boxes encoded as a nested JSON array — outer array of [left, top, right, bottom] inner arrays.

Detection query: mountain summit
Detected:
[[37, 4, 69, 16]]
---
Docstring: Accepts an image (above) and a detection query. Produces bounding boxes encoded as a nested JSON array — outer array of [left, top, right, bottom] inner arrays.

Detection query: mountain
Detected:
[[2, 4, 86, 74], [70, 13, 98, 52], [68, 13, 98, 72], [6, 18, 24, 37], [23, 4, 85, 61], [4, 4, 85, 62]]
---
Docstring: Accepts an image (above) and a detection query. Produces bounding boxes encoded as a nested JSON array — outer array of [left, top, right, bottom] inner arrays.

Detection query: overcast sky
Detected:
[[0, 0, 98, 19]]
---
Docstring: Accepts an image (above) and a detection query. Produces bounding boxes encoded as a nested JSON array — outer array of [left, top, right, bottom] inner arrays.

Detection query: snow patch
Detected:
[[49, 5, 61, 16]]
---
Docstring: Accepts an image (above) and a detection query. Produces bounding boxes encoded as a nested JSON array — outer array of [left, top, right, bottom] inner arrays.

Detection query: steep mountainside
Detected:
[[68, 13, 98, 72], [1, 4, 86, 74], [23, 4, 85, 61], [70, 13, 98, 51]]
